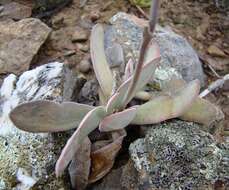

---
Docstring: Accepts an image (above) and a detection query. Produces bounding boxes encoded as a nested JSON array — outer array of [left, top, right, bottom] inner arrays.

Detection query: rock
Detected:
[[79, 59, 91, 73], [0, 62, 81, 190], [32, 0, 72, 18], [77, 43, 89, 52], [207, 45, 227, 57], [106, 42, 125, 68], [77, 79, 99, 106], [215, 0, 229, 10], [129, 120, 229, 190], [0, 6, 4, 13], [105, 12, 205, 86], [71, 29, 88, 42], [0, 2, 32, 20], [0, 18, 51, 75], [89, 11, 101, 22]]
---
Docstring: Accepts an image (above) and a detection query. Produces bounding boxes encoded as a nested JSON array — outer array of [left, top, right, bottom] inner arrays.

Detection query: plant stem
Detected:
[[122, 0, 159, 107]]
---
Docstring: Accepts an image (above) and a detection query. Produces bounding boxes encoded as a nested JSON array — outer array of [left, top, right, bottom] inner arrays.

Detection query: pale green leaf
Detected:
[[132, 80, 200, 124], [90, 24, 113, 99], [99, 107, 137, 132], [55, 106, 106, 176], [10, 100, 94, 132]]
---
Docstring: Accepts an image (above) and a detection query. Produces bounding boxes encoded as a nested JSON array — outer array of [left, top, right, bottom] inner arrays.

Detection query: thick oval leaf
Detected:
[[106, 78, 132, 113], [55, 106, 106, 176], [132, 80, 200, 125], [180, 98, 224, 126], [99, 107, 137, 132], [123, 58, 134, 81], [124, 57, 160, 105], [132, 96, 172, 124], [10, 100, 94, 132], [123, 40, 161, 105], [106, 57, 160, 113], [89, 130, 126, 183], [106, 92, 121, 114], [171, 79, 200, 117], [90, 24, 113, 99]]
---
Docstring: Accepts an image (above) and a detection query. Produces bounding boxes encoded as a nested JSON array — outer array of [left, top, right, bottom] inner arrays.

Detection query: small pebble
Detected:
[[72, 29, 88, 42], [90, 11, 100, 22], [79, 59, 91, 73], [207, 45, 226, 57], [0, 6, 4, 13], [77, 43, 89, 52]]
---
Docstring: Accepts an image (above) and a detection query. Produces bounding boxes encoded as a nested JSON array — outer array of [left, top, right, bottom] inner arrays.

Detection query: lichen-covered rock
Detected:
[[129, 120, 229, 190], [0, 62, 81, 190], [105, 12, 205, 86], [0, 18, 51, 75]]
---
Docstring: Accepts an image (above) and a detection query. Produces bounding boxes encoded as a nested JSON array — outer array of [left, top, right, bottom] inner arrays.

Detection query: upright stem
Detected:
[[122, 0, 159, 108]]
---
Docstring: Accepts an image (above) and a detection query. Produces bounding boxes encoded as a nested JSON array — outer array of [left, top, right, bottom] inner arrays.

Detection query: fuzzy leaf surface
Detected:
[[10, 100, 94, 132], [124, 57, 160, 105], [180, 98, 224, 126], [106, 57, 160, 113], [55, 106, 106, 176], [90, 24, 113, 99], [99, 107, 137, 132], [161, 79, 224, 126], [132, 80, 200, 124]]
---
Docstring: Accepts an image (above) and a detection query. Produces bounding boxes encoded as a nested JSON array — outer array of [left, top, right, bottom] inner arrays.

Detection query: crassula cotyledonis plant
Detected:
[[9, 0, 224, 186]]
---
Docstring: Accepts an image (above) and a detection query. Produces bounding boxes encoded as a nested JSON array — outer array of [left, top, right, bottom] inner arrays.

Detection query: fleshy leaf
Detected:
[[123, 40, 161, 106], [124, 57, 161, 105], [135, 91, 151, 101], [106, 57, 160, 113], [55, 106, 106, 176], [10, 100, 94, 132], [123, 58, 134, 81], [90, 24, 113, 99], [171, 79, 200, 117], [106, 78, 131, 113], [106, 92, 121, 114], [99, 107, 137, 132], [68, 137, 91, 190], [180, 98, 224, 126], [89, 130, 126, 183], [132, 80, 200, 124], [161, 79, 224, 126]]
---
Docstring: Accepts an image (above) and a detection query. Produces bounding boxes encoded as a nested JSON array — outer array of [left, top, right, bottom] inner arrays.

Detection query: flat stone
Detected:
[[105, 12, 205, 86], [0, 18, 51, 75], [0, 62, 81, 190], [72, 29, 88, 42], [0, 2, 32, 20], [129, 120, 229, 190], [207, 45, 227, 57]]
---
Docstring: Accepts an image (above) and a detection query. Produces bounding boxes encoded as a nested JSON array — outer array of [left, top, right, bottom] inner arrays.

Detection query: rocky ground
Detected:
[[0, 0, 228, 189]]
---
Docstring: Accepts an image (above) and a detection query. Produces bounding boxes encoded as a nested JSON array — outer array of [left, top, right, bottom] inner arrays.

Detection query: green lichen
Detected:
[[129, 120, 229, 190], [0, 129, 70, 190]]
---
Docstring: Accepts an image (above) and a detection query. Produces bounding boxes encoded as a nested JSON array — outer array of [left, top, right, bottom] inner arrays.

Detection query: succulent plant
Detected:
[[9, 0, 224, 187]]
